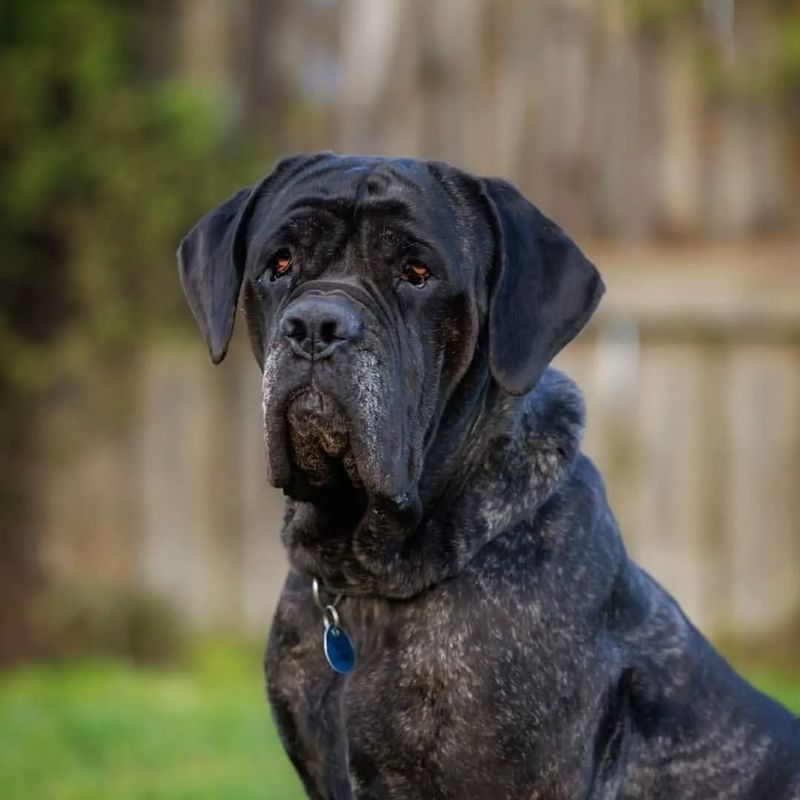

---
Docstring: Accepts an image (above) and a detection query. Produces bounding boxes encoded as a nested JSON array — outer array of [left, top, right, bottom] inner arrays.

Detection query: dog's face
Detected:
[[178, 153, 603, 508]]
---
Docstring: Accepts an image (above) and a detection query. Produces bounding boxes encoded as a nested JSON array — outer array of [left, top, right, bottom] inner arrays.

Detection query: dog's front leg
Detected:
[[267, 676, 353, 800], [347, 746, 440, 800], [266, 574, 353, 800]]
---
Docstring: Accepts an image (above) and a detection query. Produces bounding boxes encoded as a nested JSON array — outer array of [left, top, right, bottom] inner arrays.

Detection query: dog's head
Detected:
[[178, 153, 603, 509]]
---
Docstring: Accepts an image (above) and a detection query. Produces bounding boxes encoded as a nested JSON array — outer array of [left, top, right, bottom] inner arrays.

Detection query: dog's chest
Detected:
[[267, 574, 606, 799], [268, 587, 485, 794]]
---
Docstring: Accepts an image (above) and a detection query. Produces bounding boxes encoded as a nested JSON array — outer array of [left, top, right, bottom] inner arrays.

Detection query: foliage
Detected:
[[0, 641, 797, 799], [0, 0, 264, 659], [625, 0, 800, 100], [0, 0, 256, 403], [624, 0, 703, 33], [775, 11, 800, 94]]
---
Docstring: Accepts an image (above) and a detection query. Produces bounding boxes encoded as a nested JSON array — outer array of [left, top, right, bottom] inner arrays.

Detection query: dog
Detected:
[[178, 153, 800, 799]]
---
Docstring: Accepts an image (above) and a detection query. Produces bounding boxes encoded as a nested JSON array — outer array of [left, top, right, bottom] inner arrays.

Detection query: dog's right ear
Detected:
[[481, 177, 604, 396], [177, 186, 257, 364]]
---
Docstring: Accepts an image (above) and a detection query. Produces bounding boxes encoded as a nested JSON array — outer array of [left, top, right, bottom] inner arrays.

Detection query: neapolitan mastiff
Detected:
[[178, 153, 800, 799]]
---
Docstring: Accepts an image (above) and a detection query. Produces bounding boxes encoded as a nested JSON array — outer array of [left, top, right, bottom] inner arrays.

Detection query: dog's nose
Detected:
[[280, 297, 362, 360]]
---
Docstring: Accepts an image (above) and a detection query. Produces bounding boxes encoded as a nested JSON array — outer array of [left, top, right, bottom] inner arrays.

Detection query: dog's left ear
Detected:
[[177, 186, 258, 364], [482, 177, 605, 396], [178, 152, 327, 363]]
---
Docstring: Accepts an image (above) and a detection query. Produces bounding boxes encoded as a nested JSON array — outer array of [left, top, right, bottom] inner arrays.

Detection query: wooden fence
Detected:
[[36, 243, 800, 641], [558, 241, 800, 638], [178, 0, 800, 241]]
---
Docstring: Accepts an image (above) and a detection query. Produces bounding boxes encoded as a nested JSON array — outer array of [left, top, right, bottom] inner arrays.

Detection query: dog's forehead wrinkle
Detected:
[[271, 156, 463, 237]]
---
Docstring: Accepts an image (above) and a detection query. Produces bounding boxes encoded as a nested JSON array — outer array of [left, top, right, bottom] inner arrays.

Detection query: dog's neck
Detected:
[[280, 368, 586, 599]]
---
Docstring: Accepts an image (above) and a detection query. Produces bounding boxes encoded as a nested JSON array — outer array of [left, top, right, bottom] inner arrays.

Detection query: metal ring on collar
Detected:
[[312, 577, 342, 612], [322, 604, 340, 629]]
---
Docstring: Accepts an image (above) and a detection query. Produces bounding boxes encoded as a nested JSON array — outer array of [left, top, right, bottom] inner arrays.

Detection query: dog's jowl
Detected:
[[178, 153, 800, 799]]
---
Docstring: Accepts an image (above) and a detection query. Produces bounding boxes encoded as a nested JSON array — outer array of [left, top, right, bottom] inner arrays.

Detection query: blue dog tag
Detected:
[[313, 578, 356, 674], [323, 624, 356, 674]]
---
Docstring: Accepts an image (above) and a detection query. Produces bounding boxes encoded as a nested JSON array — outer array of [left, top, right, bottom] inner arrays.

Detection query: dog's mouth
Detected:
[[286, 388, 363, 490]]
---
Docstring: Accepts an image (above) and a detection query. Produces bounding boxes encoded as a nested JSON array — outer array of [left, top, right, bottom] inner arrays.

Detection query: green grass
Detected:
[[0, 642, 305, 800], [744, 666, 800, 716], [0, 643, 798, 800]]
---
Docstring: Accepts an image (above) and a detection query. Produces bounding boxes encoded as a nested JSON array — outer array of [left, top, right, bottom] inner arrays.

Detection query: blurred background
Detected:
[[1, 0, 799, 797]]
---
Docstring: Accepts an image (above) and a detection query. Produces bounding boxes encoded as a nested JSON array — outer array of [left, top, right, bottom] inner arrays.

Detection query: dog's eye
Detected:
[[401, 262, 429, 287], [266, 249, 293, 282]]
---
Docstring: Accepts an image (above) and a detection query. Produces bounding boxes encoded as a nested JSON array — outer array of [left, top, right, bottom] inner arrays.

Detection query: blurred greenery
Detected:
[[746, 666, 800, 715], [0, 641, 305, 800], [777, 12, 800, 93], [0, 0, 263, 658], [0, 640, 797, 799], [0, 0, 259, 484], [625, 0, 703, 32], [624, 0, 800, 105]]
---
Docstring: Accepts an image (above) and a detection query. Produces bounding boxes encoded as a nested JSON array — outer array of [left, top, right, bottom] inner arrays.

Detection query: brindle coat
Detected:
[[178, 153, 800, 799]]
